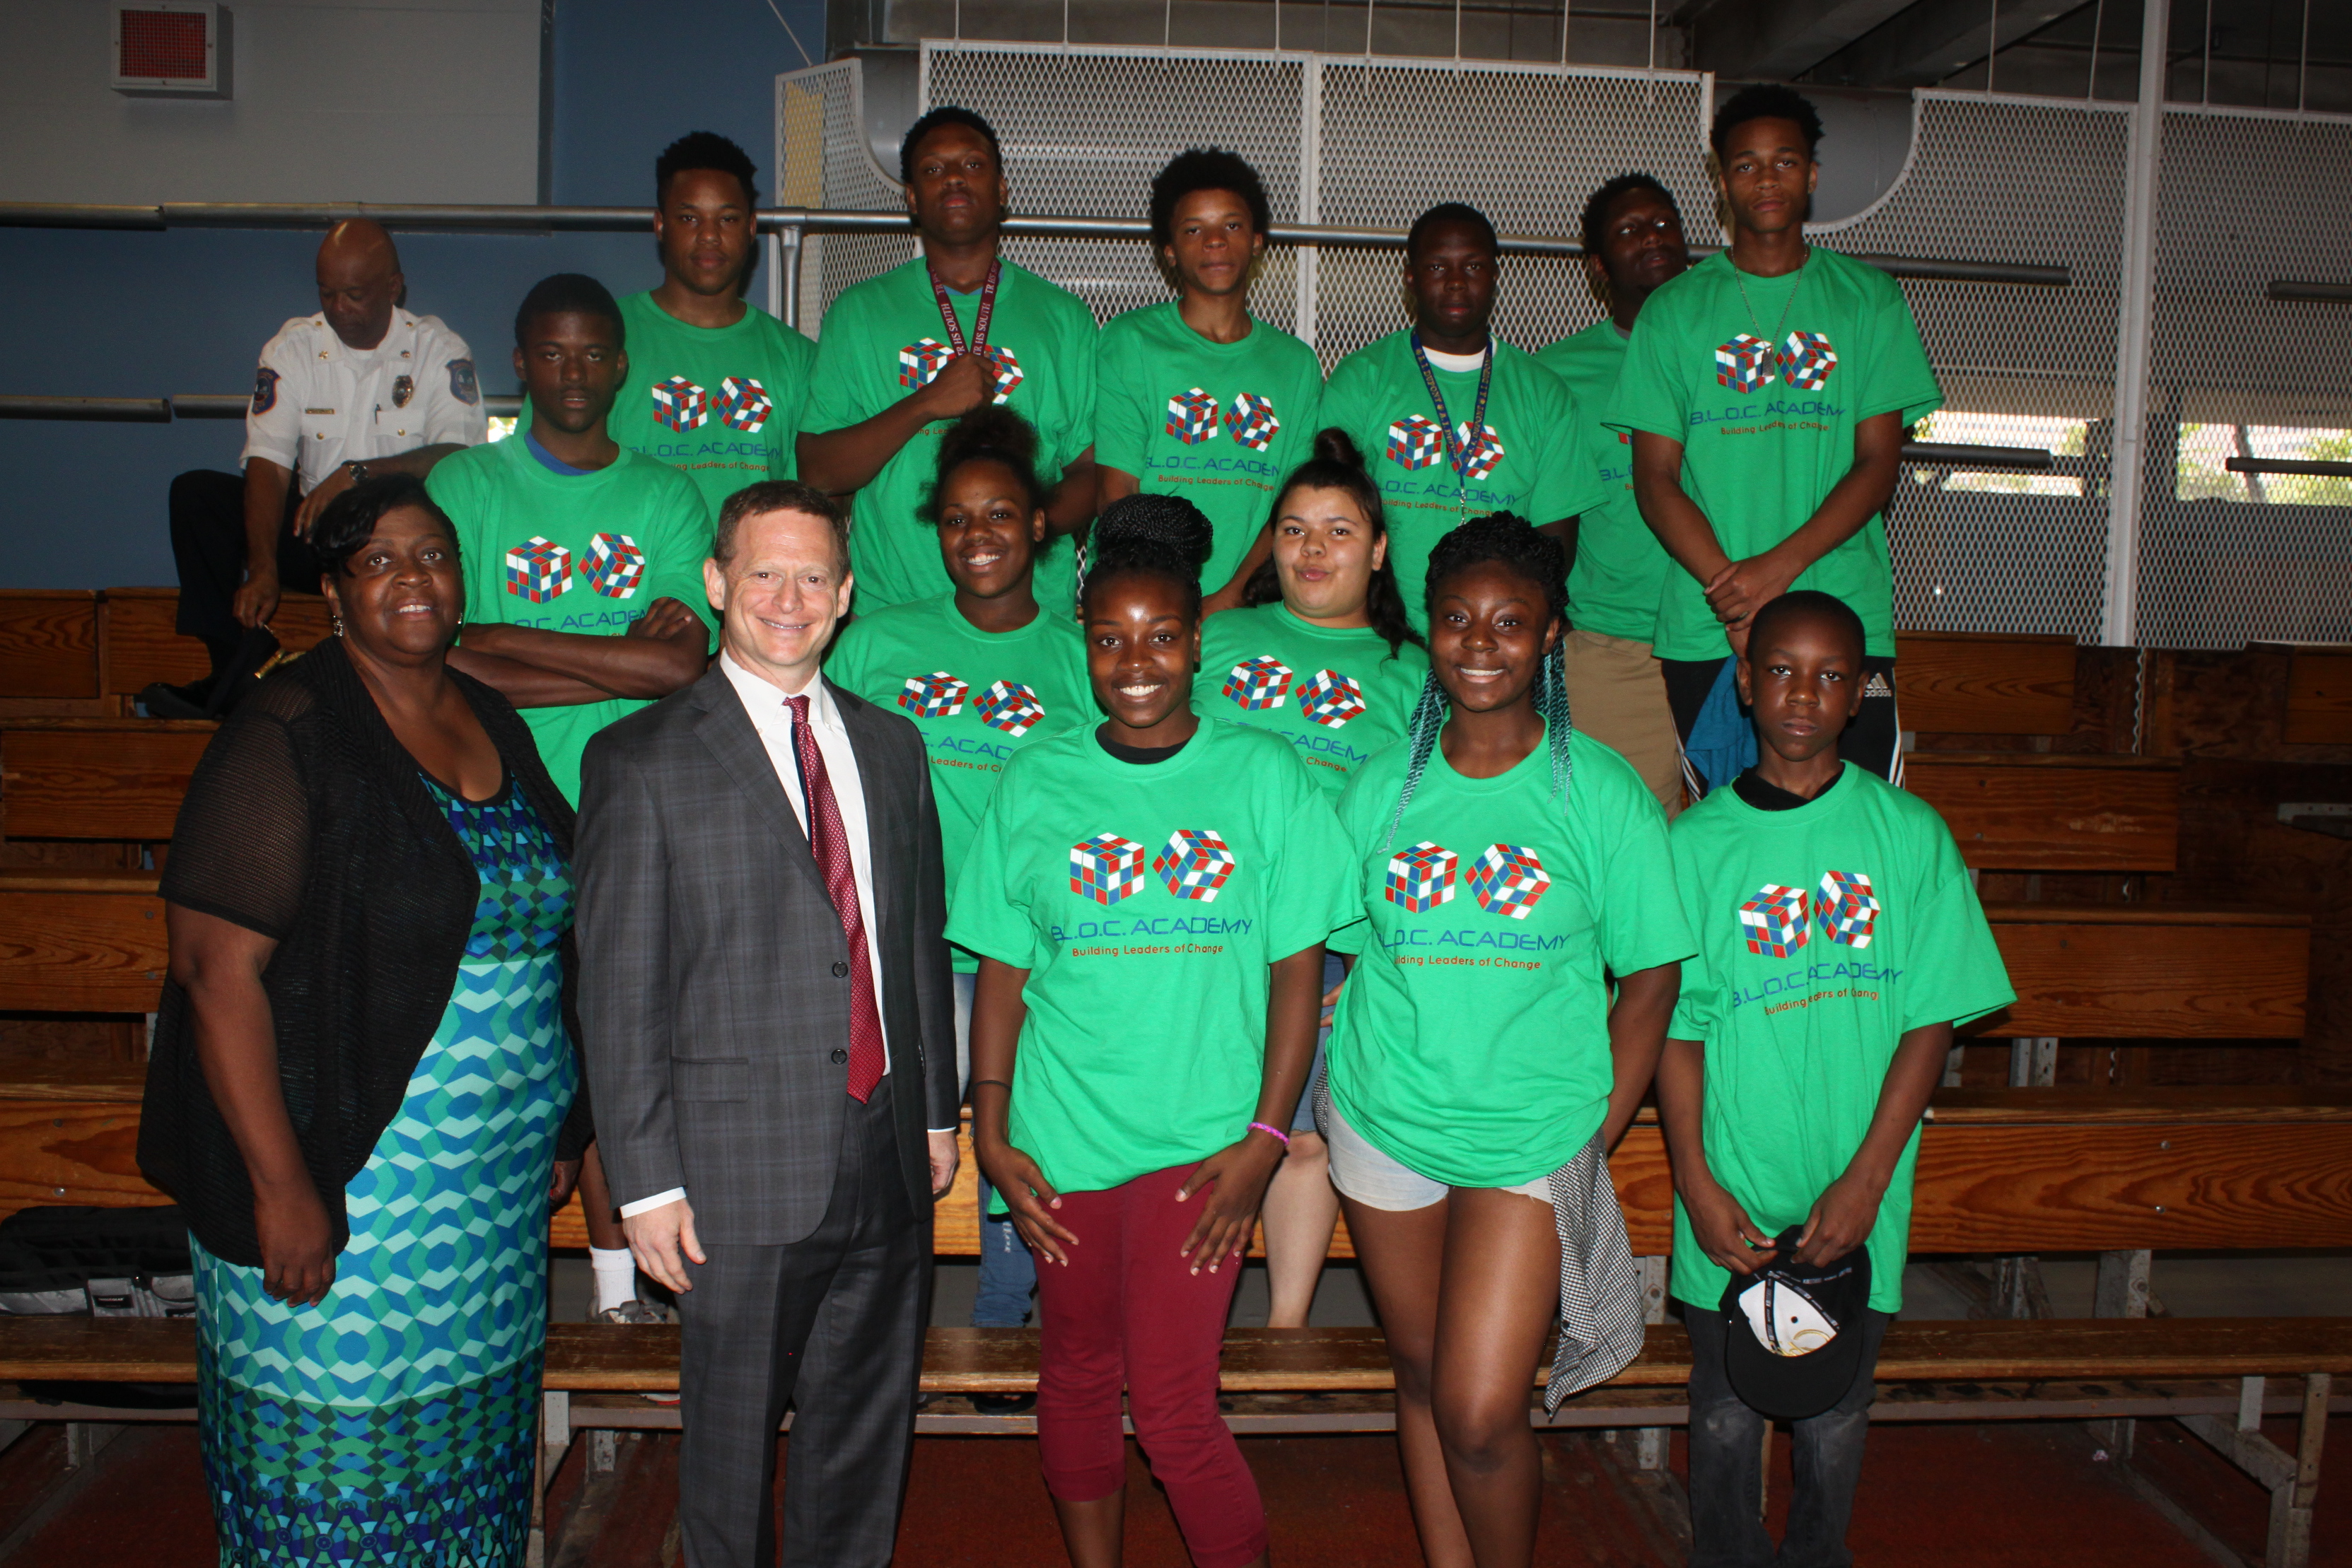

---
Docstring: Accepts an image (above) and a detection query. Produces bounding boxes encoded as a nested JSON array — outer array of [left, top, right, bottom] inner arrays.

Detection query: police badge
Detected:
[[251, 365, 280, 415], [392, 375, 414, 408], [447, 358, 480, 406]]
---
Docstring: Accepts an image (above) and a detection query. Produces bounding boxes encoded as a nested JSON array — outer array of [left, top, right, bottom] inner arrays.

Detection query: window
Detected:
[[1909, 411, 2088, 498], [2176, 424, 2352, 506]]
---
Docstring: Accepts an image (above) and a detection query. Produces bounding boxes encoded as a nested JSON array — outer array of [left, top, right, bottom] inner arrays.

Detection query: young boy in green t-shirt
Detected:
[[1095, 148, 1325, 614], [1658, 590, 2013, 1568], [1609, 85, 1942, 795]]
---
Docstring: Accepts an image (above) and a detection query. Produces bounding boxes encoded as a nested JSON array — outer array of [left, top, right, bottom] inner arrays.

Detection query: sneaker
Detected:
[[595, 1299, 672, 1326], [594, 1301, 681, 1403], [136, 680, 213, 720]]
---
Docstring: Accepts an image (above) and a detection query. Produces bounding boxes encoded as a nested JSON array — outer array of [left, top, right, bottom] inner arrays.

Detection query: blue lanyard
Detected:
[[1409, 332, 1494, 494]]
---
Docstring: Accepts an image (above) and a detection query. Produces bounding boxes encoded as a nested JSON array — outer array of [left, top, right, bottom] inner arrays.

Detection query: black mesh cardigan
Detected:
[[137, 638, 595, 1268]]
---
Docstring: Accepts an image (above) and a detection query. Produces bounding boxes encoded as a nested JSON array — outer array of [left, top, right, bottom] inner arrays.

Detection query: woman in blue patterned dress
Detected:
[[139, 475, 594, 1566]]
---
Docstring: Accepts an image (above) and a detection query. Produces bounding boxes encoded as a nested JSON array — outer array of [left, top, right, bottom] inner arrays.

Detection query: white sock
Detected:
[[590, 1246, 637, 1313]]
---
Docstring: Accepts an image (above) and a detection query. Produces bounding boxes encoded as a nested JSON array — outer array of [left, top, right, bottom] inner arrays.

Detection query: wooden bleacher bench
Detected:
[[1892, 629, 2078, 736], [0, 1087, 2341, 1564], [1976, 903, 2310, 1039], [1, 720, 214, 841], [1903, 751, 2180, 872], [2281, 645, 2352, 745], [0, 870, 167, 1014], [0, 592, 105, 718], [95, 587, 332, 702]]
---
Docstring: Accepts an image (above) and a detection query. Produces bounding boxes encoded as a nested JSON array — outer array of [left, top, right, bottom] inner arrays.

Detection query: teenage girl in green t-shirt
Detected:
[[956, 496, 1352, 1568], [1202, 426, 1426, 1333], [1326, 515, 1687, 1568]]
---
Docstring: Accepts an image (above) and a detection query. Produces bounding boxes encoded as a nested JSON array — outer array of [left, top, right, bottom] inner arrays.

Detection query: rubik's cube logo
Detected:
[[897, 338, 954, 389], [1154, 828, 1237, 903], [1226, 392, 1280, 451], [977, 679, 1047, 737], [1223, 656, 1293, 711], [897, 671, 968, 719], [1739, 884, 1811, 958], [652, 376, 710, 433], [1714, 334, 1776, 394], [1817, 869, 1880, 948], [1387, 414, 1445, 471], [1385, 841, 1459, 914], [1467, 844, 1551, 920], [504, 536, 572, 602], [717, 376, 772, 432], [586, 533, 645, 599], [1297, 669, 1366, 728], [1166, 387, 1221, 445], [984, 346, 1024, 404], [1070, 833, 1148, 907], [1457, 422, 1506, 481], [1777, 331, 1838, 392]]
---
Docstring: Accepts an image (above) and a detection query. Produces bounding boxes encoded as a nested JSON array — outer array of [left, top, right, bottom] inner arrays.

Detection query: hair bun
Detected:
[[939, 404, 1039, 473], [1091, 493, 1215, 577], [1310, 427, 1366, 471]]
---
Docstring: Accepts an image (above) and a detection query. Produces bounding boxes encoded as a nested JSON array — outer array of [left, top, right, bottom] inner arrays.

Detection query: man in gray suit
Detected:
[[576, 479, 960, 1567]]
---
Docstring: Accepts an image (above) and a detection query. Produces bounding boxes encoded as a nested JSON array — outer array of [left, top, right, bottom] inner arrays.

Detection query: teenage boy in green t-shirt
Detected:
[[1536, 173, 1690, 814], [798, 106, 1099, 614], [1659, 590, 2013, 1568], [1320, 202, 1605, 634], [1610, 85, 1941, 795], [615, 134, 815, 510], [432, 272, 714, 806], [1096, 148, 1325, 615], [431, 272, 717, 1328]]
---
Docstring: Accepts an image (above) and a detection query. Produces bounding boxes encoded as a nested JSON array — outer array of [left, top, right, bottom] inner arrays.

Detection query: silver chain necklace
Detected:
[[1733, 246, 1810, 349]]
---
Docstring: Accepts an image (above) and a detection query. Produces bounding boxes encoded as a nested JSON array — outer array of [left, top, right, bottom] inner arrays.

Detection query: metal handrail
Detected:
[[1902, 443, 2055, 471], [2266, 281, 2352, 303], [0, 201, 2071, 289], [2228, 455, 2352, 479]]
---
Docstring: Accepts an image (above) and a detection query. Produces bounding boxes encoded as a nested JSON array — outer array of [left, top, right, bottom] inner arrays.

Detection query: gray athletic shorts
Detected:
[[1318, 1092, 1551, 1212]]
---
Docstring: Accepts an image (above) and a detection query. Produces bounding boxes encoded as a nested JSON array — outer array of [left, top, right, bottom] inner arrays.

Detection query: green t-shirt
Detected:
[[1535, 320, 1670, 644], [827, 595, 1093, 971], [1320, 330, 1606, 631], [1605, 249, 1942, 662], [1194, 604, 1428, 808], [945, 720, 1358, 1194], [803, 256, 1098, 615], [1326, 727, 1693, 1188], [1665, 766, 2014, 1314], [425, 436, 714, 803], [1094, 303, 1325, 598]]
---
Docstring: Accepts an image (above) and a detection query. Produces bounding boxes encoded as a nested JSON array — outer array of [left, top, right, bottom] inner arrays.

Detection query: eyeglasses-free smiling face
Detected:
[[1426, 561, 1559, 715], [1083, 572, 1201, 745], [324, 505, 464, 660], [936, 457, 1045, 602]]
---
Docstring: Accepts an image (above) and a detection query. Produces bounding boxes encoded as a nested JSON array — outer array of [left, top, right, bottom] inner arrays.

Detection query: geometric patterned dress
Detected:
[[192, 776, 576, 1567]]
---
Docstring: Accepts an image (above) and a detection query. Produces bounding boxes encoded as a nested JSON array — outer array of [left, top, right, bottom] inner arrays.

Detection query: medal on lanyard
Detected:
[[1411, 332, 1494, 517], [930, 259, 1001, 394]]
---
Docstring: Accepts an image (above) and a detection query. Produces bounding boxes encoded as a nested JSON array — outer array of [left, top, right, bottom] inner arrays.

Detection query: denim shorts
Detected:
[[1318, 1092, 1552, 1212]]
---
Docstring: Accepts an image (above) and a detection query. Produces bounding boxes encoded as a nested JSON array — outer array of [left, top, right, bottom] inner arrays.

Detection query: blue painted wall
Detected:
[[0, 0, 825, 590]]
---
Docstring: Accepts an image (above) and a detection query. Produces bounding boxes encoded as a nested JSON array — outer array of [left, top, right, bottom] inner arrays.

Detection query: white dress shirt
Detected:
[[618, 653, 939, 1219]]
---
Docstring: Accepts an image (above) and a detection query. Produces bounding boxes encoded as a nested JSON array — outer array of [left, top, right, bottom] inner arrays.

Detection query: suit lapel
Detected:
[[832, 681, 904, 940], [689, 669, 824, 898]]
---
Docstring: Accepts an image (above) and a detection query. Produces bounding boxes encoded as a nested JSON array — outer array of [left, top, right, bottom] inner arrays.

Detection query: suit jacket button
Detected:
[[832, 961, 849, 977], [830, 1048, 848, 1065]]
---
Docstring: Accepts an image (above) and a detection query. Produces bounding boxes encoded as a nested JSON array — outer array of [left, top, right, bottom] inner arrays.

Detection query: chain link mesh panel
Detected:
[[2138, 108, 2352, 649], [780, 60, 918, 324], [1815, 93, 2131, 642]]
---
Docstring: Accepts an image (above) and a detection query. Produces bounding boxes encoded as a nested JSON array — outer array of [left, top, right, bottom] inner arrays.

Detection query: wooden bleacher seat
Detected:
[[2281, 645, 2352, 744], [0, 869, 166, 1014], [1, 719, 214, 841], [98, 587, 331, 700], [1977, 904, 2310, 1039], [1902, 751, 2181, 872], [0, 592, 105, 717], [1892, 630, 2077, 735]]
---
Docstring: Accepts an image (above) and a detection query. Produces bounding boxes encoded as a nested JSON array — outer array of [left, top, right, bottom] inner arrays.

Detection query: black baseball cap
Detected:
[[1718, 1227, 1871, 1420]]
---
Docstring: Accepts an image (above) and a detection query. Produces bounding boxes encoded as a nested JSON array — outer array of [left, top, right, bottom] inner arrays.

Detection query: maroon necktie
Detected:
[[786, 694, 885, 1102]]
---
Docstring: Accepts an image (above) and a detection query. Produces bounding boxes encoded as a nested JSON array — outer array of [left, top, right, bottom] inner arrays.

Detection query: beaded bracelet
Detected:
[[1247, 1121, 1292, 1147]]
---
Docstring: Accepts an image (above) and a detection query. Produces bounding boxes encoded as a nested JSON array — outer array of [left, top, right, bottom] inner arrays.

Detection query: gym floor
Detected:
[[2, 1254, 2345, 1565]]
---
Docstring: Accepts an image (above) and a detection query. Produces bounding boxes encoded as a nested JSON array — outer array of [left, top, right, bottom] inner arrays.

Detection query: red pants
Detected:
[[1034, 1163, 1269, 1568]]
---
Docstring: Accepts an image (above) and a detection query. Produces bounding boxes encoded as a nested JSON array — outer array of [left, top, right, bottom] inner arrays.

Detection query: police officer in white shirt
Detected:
[[158, 219, 487, 711]]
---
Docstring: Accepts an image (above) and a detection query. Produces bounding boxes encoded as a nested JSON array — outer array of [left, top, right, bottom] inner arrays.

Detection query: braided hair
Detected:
[[1381, 513, 1573, 853], [1240, 428, 1421, 659], [1081, 493, 1216, 619]]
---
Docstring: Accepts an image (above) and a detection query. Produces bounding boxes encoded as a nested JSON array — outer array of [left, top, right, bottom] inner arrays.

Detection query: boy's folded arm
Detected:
[[1798, 1019, 1955, 1265]]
